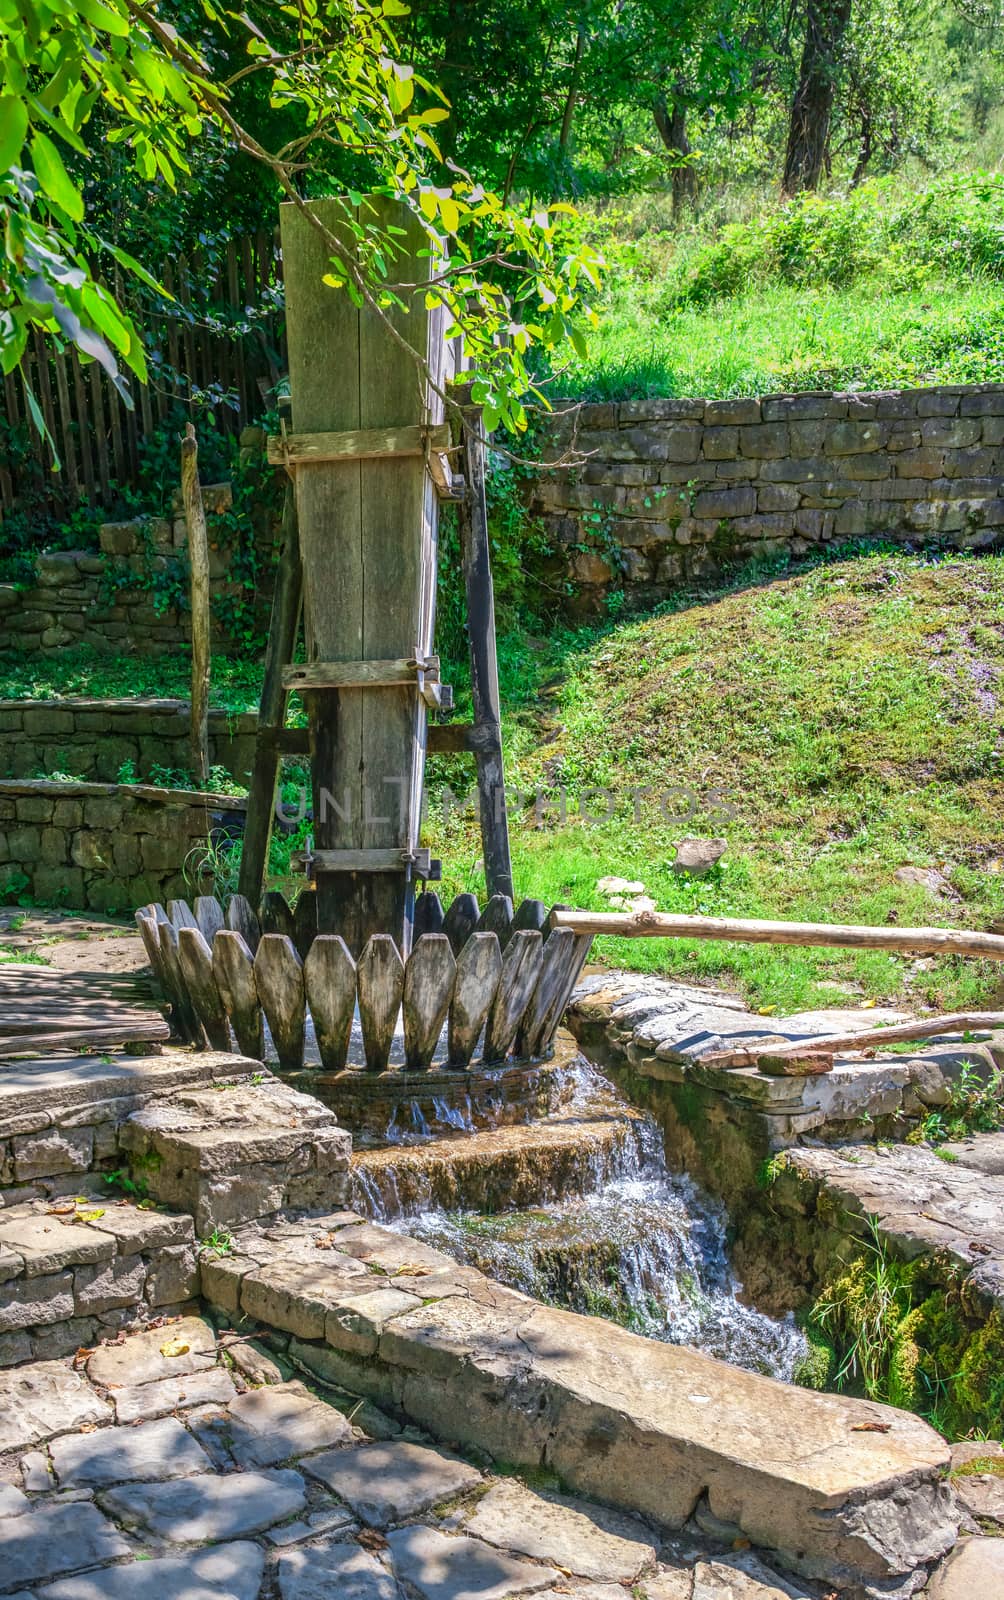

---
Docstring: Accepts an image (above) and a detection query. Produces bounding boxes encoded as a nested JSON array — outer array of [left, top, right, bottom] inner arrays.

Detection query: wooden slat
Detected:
[[177, 926, 230, 1051], [304, 934, 357, 1073], [516, 926, 575, 1059], [70, 351, 97, 505], [293, 888, 318, 960], [212, 930, 264, 1059], [0, 1019, 169, 1056], [426, 723, 502, 756], [281, 656, 440, 692], [195, 895, 225, 942], [356, 933, 405, 1073], [51, 350, 79, 503], [268, 423, 450, 468], [168, 899, 199, 931], [402, 933, 456, 1071], [512, 898, 549, 936], [413, 890, 445, 939], [156, 919, 205, 1046], [107, 364, 127, 485], [228, 239, 247, 420], [447, 931, 502, 1068], [260, 890, 295, 940], [253, 933, 305, 1069], [226, 893, 261, 954], [483, 928, 543, 1063], [308, 847, 432, 876], [443, 892, 480, 957], [476, 893, 513, 947], [88, 358, 112, 501], [135, 908, 169, 999], [31, 329, 60, 478]]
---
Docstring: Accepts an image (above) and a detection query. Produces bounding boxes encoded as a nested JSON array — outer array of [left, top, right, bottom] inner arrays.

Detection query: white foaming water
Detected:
[[389, 1062, 810, 1383]]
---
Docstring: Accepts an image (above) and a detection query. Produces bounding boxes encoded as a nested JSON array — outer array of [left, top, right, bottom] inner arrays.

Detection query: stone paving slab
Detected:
[[0, 1213, 116, 1277], [0, 1051, 258, 1133], [277, 1538, 401, 1600], [387, 1525, 560, 1600], [926, 1536, 1004, 1600], [86, 1313, 218, 1386], [50, 1415, 212, 1486], [0, 1359, 109, 1452], [36, 1540, 266, 1600], [111, 1365, 238, 1423], [100, 1467, 307, 1541], [225, 1382, 355, 1466], [463, 1478, 659, 1582], [304, 1440, 482, 1527], [0, 1499, 130, 1592]]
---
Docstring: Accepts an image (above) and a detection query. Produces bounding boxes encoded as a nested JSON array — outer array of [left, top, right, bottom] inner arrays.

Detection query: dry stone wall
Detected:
[[0, 698, 256, 785], [0, 778, 245, 911], [535, 384, 1004, 607]]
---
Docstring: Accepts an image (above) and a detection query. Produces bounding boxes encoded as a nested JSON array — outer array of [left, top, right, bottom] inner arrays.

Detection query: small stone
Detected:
[[951, 1468, 1004, 1531], [36, 1539, 266, 1599], [86, 1314, 217, 1387], [0, 1483, 29, 1517], [0, 1360, 110, 1453], [692, 1554, 810, 1599], [895, 865, 951, 897], [596, 877, 645, 896], [102, 1467, 306, 1541], [304, 1441, 481, 1527], [221, 1333, 291, 1386], [20, 1450, 53, 1492], [226, 1381, 354, 1466], [672, 838, 727, 876], [50, 1417, 212, 1487], [387, 1525, 559, 1600], [0, 1500, 129, 1589], [73, 1252, 147, 1314], [912, 1536, 1004, 1600], [278, 1538, 400, 1600], [144, 1244, 199, 1307], [0, 1272, 75, 1333], [641, 1572, 694, 1600], [112, 1367, 238, 1424], [464, 1480, 658, 1582], [267, 1505, 356, 1545]]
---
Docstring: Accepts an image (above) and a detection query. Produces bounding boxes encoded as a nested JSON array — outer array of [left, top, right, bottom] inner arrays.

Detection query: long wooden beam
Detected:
[[549, 908, 1004, 962], [267, 423, 451, 468], [700, 1010, 1004, 1071]]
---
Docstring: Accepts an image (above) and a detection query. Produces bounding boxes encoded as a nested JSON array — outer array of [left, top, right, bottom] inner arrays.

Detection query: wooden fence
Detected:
[[135, 890, 594, 1075], [0, 232, 285, 517]]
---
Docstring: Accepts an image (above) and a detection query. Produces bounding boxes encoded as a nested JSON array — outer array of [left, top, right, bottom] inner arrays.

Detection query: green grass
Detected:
[[0, 650, 268, 715], [425, 548, 1004, 1014]]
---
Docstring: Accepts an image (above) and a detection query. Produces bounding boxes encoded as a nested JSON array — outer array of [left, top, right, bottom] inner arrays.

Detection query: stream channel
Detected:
[[349, 1058, 809, 1382]]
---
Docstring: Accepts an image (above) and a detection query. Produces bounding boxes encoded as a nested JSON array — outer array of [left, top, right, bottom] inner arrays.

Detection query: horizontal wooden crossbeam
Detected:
[[427, 722, 502, 756], [282, 656, 451, 710], [307, 847, 435, 875], [267, 423, 451, 468]]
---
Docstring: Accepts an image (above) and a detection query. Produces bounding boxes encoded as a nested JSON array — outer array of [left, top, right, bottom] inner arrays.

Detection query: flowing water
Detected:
[[366, 1061, 810, 1383]]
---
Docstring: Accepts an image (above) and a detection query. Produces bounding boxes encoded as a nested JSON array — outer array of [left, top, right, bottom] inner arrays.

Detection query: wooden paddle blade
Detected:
[[414, 890, 446, 940], [293, 888, 318, 960], [443, 892, 480, 956], [253, 933, 306, 1069], [177, 926, 231, 1051], [476, 893, 514, 948], [194, 895, 225, 943], [356, 934, 405, 1074], [403, 934, 456, 1071], [167, 899, 198, 931], [304, 934, 357, 1074], [226, 893, 261, 955], [483, 928, 543, 1063], [259, 890, 295, 941], [447, 932, 502, 1069], [212, 929, 264, 1060]]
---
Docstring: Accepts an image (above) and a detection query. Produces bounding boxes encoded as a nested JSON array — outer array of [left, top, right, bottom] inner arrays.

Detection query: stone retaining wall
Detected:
[[0, 698, 257, 785], [0, 778, 245, 911], [0, 483, 277, 657], [535, 383, 1004, 607]]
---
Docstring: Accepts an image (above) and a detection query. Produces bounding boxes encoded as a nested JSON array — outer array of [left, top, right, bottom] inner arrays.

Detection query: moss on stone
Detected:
[[794, 1327, 835, 1391]]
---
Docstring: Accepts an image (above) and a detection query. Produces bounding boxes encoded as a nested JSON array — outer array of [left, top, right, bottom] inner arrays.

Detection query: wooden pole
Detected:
[[237, 483, 302, 906], [701, 1011, 1004, 1071], [181, 422, 210, 786], [456, 401, 514, 901], [550, 908, 1004, 962]]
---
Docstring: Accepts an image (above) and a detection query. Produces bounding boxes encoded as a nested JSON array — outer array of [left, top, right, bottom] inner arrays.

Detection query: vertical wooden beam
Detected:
[[181, 423, 211, 786], [456, 405, 514, 900], [237, 483, 302, 906]]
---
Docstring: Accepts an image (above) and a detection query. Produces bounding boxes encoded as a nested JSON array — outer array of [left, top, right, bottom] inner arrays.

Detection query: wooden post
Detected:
[[456, 401, 514, 901], [238, 484, 302, 906], [280, 197, 450, 955], [181, 422, 210, 786]]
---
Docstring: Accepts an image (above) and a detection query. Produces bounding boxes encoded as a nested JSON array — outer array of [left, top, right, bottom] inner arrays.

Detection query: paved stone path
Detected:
[[0, 1312, 826, 1600]]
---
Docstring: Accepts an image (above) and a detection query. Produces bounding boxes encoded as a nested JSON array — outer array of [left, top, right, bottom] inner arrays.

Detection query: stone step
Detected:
[[350, 1101, 644, 1218], [199, 1212, 957, 1595]]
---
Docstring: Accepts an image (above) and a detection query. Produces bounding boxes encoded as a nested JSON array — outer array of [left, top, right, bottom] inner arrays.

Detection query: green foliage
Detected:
[[910, 1062, 1004, 1146]]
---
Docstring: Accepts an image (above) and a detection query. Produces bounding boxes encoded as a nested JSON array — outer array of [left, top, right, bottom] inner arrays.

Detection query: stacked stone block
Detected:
[[536, 384, 1004, 606], [0, 698, 256, 785]]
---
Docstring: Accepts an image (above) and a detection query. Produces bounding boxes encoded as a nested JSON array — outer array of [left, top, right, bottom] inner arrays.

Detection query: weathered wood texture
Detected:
[[484, 929, 544, 1063], [0, 964, 170, 1055], [212, 930, 264, 1059], [280, 196, 451, 953], [443, 893, 480, 957], [448, 932, 502, 1067], [181, 423, 211, 786], [253, 934, 306, 1070], [403, 933, 456, 1070], [226, 893, 261, 954], [357, 934, 406, 1073], [177, 926, 230, 1051], [304, 934, 357, 1073]]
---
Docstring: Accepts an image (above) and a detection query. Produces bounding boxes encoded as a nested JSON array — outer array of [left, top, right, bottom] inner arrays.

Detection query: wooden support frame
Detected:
[[268, 422, 451, 468]]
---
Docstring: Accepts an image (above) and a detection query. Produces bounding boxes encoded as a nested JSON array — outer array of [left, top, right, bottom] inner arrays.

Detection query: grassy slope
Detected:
[[426, 551, 1004, 1014]]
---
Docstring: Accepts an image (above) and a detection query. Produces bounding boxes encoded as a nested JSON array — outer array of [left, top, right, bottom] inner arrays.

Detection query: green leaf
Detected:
[[31, 131, 83, 220], [23, 382, 61, 469], [0, 96, 28, 171], [75, 0, 130, 36], [104, 241, 170, 298]]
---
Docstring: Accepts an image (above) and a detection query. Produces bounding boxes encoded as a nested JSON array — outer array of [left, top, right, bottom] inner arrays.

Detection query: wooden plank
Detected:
[[483, 928, 543, 1063], [181, 423, 211, 785], [293, 888, 318, 960], [476, 893, 513, 947], [443, 892, 480, 957], [304, 934, 357, 1073], [253, 933, 306, 1069], [31, 329, 60, 480], [156, 919, 205, 1046], [282, 655, 440, 692], [52, 350, 79, 503], [226, 893, 261, 954], [177, 926, 231, 1050], [512, 898, 549, 937], [0, 1019, 169, 1056], [456, 405, 513, 899], [194, 895, 225, 942], [447, 932, 503, 1068], [414, 890, 445, 939], [402, 933, 456, 1071], [701, 1010, 1004, 1072], [356, 933, 405, 1073], [426, 722, 501, 756], [237, 484, 302, 906], [549, 909, 1004, 961], [536, 932, 594, 1056], [168, 899, 199, 931], [515, 926, 574, 1059], [268, 422, 450, 467], [212, 929, 264, 1059], [70, 351, 97, 505], [259, 890, 295, 940], [135, 908, 169, 998], [308, 847, 432, 875]]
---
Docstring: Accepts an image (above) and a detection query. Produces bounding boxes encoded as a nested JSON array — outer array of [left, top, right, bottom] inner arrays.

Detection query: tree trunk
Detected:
[[559, 25, 586, 157], [180, 423, 210, 787], [782, 0, 853, 194], [653, 94, 697, 213]]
